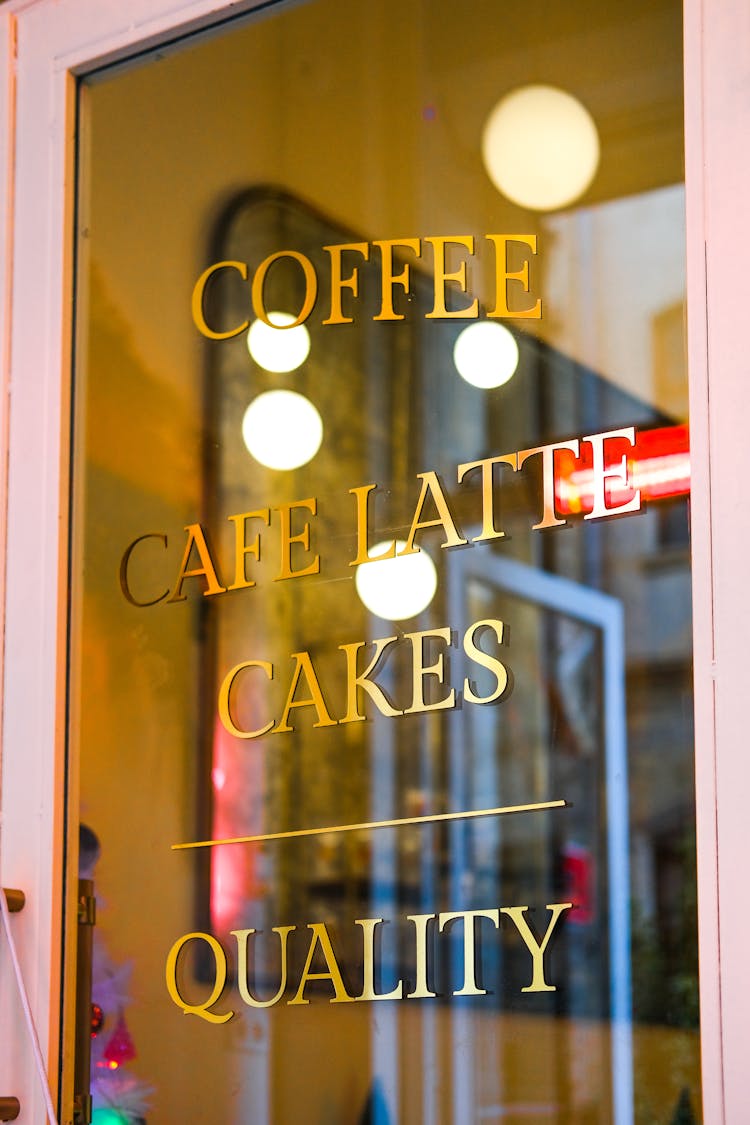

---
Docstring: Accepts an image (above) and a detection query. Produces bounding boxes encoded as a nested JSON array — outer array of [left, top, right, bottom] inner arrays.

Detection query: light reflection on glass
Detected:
[[241, 389, 323, 470], [453, 321, 519, 388], [247, 311, 311, 372], [481, 84, 600, 211], [355, 540, 438, 620]]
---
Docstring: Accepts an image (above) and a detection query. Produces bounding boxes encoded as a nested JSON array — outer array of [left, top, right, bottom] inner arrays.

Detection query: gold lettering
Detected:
[[355, 918, 404, 1001], [424, 236, 479, 319], [457, 454, 518, 542], [401, 471, 468, 554], [168, 524, 226, 602], [190, 235, 546, 336], [218, 660, 274, 739], [406, 914, 436, 999], [349, 484, 397, 566], [517, 439, 580, 530], [439, 910, 500, 996], [227, 509, 270, 591], [191, 260, 249, 340], [119, 533, 169, 607], [274, 651, 337, 734], [463, 620, 509, 705], [274, 499, 320, 581], [165, 932, 234, 1024], [373, 238, 421, 321], [251, 250, 317, 328], [501, 903, 572, 993], [486, 234, 542, 319], [403, 627, 456, 715], [232, 926, 295, 1008], [288, 923, 354, 1005], [583, 427, 642, 520], [338, 637, 402, 722], [323, 242, 370, 325]]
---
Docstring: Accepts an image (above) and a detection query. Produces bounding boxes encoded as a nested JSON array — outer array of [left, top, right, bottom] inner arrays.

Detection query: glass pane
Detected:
[[70, 2, 698, 1122]]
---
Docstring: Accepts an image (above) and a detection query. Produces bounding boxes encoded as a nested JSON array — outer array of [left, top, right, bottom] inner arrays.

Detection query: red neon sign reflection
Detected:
[[555, 424, 690, 516]]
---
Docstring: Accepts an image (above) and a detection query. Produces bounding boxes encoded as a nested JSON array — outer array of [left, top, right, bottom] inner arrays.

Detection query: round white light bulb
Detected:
[[453, 321, 519, 388], [481, 85, 600, 211], [247, 311, 311, 373], [241, 390, 323, 470], [355, 540, 438, 621]]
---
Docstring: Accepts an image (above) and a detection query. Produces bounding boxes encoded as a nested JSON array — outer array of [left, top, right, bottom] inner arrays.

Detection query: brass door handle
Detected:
[[2, 889, 25, 913], [0, 1097, 20, 1121]]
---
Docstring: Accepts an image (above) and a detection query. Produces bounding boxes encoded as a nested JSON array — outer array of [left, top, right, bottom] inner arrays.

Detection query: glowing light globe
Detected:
[[247, 311, 311, 373], [92, 1110, 129, 1125], [241, 390, 323, 470], [481, 85, 600, 211], [355, 540, 438, 621], [453, 321, 519, 388]]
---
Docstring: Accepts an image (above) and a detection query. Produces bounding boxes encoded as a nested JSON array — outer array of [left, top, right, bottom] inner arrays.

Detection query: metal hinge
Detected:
[[73, 1092, 92, 1125], [74, 878, 96, 1125], [77, 891, 96, 927], [2, 888, 25, 913], [0, 891, 23, 1121]]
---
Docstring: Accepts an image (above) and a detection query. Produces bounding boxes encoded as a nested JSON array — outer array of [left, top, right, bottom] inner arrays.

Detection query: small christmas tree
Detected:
[[81, 825, 153, 1125]]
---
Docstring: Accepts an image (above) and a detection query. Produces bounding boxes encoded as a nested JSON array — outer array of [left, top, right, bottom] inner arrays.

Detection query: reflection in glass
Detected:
[[482, 84, 600, 211], [355, 540, 438, 620], [453, 321, 520, 388], [241, 388, 323, 469], [246, 311, 311, 372]]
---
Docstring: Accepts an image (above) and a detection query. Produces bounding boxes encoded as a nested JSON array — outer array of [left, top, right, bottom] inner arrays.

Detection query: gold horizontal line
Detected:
[[172, 799, 567, 851]]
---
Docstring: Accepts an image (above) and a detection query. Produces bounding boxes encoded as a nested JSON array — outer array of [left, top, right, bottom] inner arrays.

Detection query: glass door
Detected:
[[69, 2, 697, 1121]]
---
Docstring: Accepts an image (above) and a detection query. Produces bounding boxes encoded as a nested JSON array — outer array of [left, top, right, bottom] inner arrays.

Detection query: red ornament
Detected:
[[90, 1003, 104, 1037], [103, 1013, 137, 1066]]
